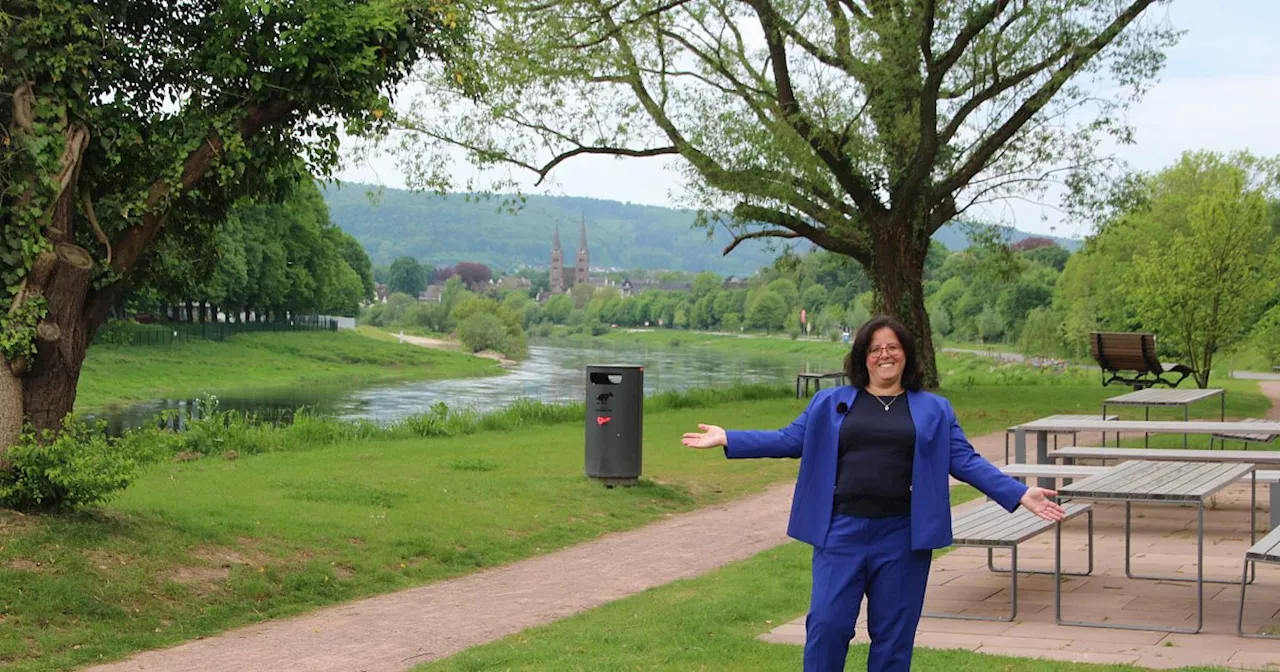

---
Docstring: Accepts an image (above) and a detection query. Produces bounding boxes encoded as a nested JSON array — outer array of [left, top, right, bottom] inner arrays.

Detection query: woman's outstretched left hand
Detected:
[[1020, 486, 1067, 521]]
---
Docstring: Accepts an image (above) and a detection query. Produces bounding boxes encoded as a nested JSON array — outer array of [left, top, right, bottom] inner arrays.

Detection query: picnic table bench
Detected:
[[1089, 331, 1194, 389], [1010, 417, 1280, 490], [1238, 525, 1280, 639], [1053, 461, 1259, 634], [1045, 446, 1280, 529], [1102, 387, 1225, 447], [926, 500, 1093, 622], [1212, 417, 1280, 449], [795, 372, 845, 398]]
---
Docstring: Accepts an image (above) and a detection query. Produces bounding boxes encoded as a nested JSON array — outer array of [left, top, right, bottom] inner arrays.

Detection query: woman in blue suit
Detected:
[[682, 315, 1064, 672]]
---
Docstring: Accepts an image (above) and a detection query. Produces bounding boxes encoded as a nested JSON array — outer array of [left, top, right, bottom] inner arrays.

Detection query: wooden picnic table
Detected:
[[1010, 418, 1280, 489], [1102, 387, 1225, 447], [1054, 460, 1259, 635]]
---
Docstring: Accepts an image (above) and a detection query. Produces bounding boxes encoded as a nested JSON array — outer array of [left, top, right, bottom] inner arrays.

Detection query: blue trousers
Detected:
[[804, 515, 932, 672]]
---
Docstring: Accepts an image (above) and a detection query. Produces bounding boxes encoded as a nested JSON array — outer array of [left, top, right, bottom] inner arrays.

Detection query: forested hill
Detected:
[[323, 183, 1080, 272]]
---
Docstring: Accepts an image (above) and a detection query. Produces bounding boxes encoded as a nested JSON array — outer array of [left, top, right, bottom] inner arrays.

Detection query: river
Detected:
[[95, 340, 845, 432]]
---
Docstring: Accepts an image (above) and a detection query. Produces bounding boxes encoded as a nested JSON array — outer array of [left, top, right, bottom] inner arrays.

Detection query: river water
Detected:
[[96, 340, 846, 432]]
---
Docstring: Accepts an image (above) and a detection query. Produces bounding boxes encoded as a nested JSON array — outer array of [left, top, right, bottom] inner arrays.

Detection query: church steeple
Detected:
[[575, 215, 589, 287], [550, 223, 564, 293]]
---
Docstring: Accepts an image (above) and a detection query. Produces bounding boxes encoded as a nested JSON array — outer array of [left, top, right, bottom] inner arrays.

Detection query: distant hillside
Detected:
[[323, 184, 1080, 272], [932, 221, 1082, 253]]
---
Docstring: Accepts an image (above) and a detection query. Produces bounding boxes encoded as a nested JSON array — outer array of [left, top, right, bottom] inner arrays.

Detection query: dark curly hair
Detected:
[[843, 315, 923, 392]]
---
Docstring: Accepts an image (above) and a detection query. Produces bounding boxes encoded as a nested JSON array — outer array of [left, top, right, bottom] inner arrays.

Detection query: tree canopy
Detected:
[[0, 0, 474, 451], [387, 0, 1178, 384]]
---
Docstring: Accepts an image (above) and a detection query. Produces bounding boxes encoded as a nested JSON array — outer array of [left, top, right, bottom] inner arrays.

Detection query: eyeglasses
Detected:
[[867, 343, 902, 358]]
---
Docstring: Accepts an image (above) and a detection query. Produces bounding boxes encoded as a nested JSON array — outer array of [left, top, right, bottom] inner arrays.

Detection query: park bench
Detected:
[[1238, 525, 1280, 638], [1211, 417, 1280, 449], [926, 500, 1093, 622], [1046, 446, 1280, 529], [1089, 331, 1194, 389]]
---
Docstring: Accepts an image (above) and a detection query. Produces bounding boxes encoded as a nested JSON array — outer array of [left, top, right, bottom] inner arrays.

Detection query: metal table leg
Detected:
[[1060, 500, 1206, 634]]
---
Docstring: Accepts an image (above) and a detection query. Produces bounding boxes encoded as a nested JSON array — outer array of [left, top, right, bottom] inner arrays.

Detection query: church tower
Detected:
[[575, 219, 589, 287], [550, 223, 564, 294]]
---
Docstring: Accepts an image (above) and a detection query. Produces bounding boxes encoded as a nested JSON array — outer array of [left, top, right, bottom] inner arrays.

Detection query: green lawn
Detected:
[[2, 375, 1271, 670], [75, 330, 501, 411]]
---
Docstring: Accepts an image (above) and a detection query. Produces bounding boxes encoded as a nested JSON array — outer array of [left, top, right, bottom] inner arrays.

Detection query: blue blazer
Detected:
[[725, 386, 1027, 551]]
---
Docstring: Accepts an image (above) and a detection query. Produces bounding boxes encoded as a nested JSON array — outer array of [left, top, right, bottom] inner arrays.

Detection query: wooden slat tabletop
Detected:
[[1048, 446, 1280, 466], [1058, 461, 1254, 503], [1103, 388, 1224, 406], [1015, 419, 1280, 434]]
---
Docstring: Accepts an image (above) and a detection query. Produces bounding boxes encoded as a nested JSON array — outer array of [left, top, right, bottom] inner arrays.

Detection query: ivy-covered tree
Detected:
[[0, 0, 472, 454], [388, 0, 1178, 385]]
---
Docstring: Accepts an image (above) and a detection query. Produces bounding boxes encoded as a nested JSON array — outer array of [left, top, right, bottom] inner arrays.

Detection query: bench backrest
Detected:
[[1089, 332, 1161, 374]]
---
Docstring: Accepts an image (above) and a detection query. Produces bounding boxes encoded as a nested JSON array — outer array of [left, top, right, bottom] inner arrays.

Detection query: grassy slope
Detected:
[[75, 330, 501, 411]]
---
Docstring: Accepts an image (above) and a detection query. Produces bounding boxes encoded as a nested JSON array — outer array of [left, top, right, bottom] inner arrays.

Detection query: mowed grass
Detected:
[[0, 398, 807, 671], [2, 378, 1271, 670], [76, 330, 501, 411], [413, 541, 1228, 672]]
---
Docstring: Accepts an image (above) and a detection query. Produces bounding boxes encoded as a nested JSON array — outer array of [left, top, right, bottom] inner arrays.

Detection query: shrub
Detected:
[[0, 418, 163, 511], [458, 312, 508, 353]]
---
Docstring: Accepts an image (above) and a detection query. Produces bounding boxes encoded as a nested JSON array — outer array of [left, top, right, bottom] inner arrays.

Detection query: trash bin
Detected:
[[584, 365, 644, 486]]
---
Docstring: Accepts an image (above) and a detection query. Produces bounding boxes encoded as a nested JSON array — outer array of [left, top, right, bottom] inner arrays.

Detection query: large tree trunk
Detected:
[[22, 244, 98, 433], [868, 222, 938, 388]]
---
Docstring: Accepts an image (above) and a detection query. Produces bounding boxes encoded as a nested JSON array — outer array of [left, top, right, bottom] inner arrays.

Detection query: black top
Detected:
[[833, 390, 916, 518]]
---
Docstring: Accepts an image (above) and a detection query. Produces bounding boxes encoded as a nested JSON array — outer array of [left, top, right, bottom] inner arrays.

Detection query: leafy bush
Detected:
[[0, 418, 163, 511], [458, 312, 509, 353]]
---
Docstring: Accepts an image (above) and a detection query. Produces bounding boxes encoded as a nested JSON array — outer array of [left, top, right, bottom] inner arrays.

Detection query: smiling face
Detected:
[[865, 326, 905, 391]]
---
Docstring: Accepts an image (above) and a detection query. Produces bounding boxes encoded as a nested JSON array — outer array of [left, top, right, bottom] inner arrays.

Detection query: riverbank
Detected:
[[75, 330, 503, 412]]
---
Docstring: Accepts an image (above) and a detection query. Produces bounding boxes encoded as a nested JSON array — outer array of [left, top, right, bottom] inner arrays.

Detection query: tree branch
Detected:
[[721, 227, 801, 255], [746, 0, 887, 220], [110, 97, 295, 276], [936, 0, 1160, 199]]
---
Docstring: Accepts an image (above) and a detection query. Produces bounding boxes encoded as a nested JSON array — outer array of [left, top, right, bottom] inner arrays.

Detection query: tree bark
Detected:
[[868, 218, 938, 388], [0, 362, 22, 465], [22, 244, 97, 432]]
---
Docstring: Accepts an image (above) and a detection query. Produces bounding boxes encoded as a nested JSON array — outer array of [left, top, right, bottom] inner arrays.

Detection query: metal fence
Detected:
[[94, 316, 338, 346]]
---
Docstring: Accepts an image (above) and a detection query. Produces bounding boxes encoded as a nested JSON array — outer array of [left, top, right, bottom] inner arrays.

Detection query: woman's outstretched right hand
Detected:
[[681, 423, 727, 449]]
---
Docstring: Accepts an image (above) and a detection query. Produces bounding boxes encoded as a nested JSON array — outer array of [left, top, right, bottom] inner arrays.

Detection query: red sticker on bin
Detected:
[[596, 416, 611, 425]]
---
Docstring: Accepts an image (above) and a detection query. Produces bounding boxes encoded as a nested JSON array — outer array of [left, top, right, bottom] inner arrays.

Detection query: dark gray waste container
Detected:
[[584, 365, 644, 486]]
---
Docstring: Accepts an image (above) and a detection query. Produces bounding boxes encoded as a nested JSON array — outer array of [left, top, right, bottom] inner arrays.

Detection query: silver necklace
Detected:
[[871, 392, 903, 412]]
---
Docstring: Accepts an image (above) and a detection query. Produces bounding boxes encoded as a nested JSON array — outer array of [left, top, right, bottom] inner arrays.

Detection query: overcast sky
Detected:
[[336, 0, 1280, 240]]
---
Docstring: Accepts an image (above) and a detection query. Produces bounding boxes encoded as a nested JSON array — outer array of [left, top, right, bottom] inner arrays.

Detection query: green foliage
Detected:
[[0, 294, 47, 361], [746, 291, 787, 333], [391, 0, 1176, 386], [1, 0, 473, 413], [133, 179, 372, 319], [1250, 305, 1280, 368], [0, 419, 162, 511], [457, 312, 510, 353], [1127, 162, 1278, 386], [388, 256, 427, 297]]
